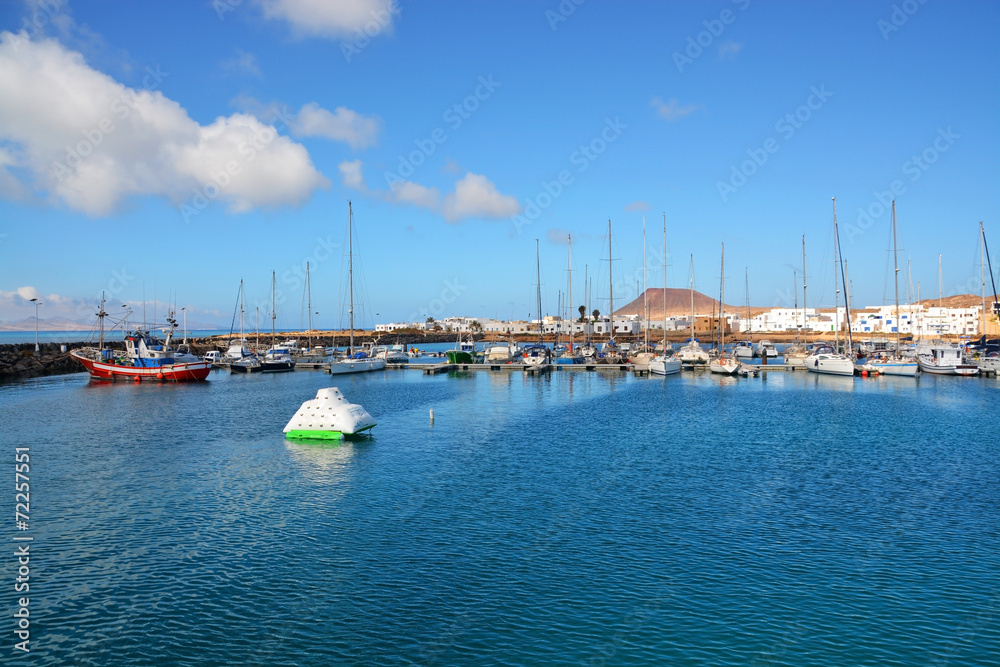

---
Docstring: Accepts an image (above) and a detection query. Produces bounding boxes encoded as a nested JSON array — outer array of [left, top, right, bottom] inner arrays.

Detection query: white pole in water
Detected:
[[429, 409, 434, 424]]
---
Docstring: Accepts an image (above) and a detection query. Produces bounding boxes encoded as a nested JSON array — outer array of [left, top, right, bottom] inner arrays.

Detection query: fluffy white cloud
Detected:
[[624, 201, 650, 212], [441, 173, 520, 223], [389, 180, 440, 209], [651, 97, 701, 121], [258, 0, 398, 40], [291, 102, 381, 149], [0, 32, 328, 217], [338, 159, 367, 191]]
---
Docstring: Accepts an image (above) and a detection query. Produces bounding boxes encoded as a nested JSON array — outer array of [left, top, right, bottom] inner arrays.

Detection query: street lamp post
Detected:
[[29, 298, 42, 351]]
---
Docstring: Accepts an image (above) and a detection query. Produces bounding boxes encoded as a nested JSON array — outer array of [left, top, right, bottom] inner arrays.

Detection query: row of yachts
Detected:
[[202, 334, 998, 379]]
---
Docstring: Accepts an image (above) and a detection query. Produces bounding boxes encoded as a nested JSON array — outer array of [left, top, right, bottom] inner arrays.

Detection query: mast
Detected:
[[802, 235, 808, 345], [834, 197, 854, 354], [239, 279, 245, 350], [832, 198, 840, 350], [98, 292, 106, 350], [689, 255, 695, 342], [568, 234, 574, 353], [584, 263, 589, 345], [891, 201, 901, 353], [720, 242, 726, 350], [983, 221, 1000, 327], [643, 216, 648, 351], [744, 268, 751, 343], [608, 219, 614, 345], [938, 253, 942, 308], [272, 270, 277, 347], [306, 261, 313, 349], [348, 201, 355, 354], [982, 221, 987, 336], [662, 214, 668, 353], [535, 238, 543, 344], [255, 306, 259, 352]]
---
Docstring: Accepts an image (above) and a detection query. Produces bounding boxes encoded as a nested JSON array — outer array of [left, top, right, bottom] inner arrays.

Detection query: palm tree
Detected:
[[592, 309, 600, 322], [578, 305, 586, 322]]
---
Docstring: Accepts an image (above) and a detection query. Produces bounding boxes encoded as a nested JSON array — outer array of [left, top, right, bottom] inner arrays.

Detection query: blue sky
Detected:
[[1, 0, 997, 330]]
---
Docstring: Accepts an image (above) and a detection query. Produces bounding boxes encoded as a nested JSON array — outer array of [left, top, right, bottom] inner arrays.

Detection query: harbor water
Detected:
[[3, 367, 998, 665]]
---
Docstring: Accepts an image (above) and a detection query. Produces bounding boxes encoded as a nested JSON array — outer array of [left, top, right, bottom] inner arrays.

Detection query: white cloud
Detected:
[[624, 201, 650, 212], [0, 33, 328, 217], [258, 0, 398, 40], [221, 48, 261, 77], [290, 102, 381, 149], [441, 173, 520, 223], [389, 180, 440, 209], [338, 159, 367, 191], [651, 97, 701, 122]]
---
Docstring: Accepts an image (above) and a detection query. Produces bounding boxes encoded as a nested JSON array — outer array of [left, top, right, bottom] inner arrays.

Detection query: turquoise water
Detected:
[[3, 368, 998, 665]]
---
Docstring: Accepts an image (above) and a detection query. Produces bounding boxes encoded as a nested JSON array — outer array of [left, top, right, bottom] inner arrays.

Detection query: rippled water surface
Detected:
[[3, 367, 998, 665]]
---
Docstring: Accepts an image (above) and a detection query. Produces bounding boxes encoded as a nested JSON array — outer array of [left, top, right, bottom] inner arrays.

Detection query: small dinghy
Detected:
[[283, 388, 376, 440]]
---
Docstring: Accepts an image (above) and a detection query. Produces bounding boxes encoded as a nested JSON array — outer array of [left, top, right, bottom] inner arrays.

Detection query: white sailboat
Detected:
[[677, 255, 710, 364], [863, 200, 918, 376], [632, 217, 658, 371], [650, 213, 682, 376], [329, 201, 387, 375], [710, 243, 740, 375], [806, 197, 855, 376], [524, 238, 551, 367], [785, 237, 813, 368]]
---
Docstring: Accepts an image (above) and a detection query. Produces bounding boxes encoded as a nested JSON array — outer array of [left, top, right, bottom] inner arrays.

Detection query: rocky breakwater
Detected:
[[0, 342, 119, 381]]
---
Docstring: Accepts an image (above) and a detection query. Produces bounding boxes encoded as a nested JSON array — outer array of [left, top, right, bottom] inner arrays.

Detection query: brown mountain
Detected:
[[913, 293, 999, 309], [614, 288, 747, 319]]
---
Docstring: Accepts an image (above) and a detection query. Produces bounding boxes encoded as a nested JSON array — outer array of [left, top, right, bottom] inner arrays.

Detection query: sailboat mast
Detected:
[[535, 238, 542, 343], [834, 197, 854, 354], [306, 261, 313, 349], [662, 215, 668, 352], [608, 219, 614, 345], [981, 221, 987, 336], [832, 198, 840, 350], [892, 201, 901, 352], [720, 242, 725, 349], [643, 216, 648, 350], [272, 270, 277, 345], [983, 221, 999, 325], [689, 255, 695, 342], [802, 235, 808, 345], [938, 253, 942, 308], [348, 201, 355, 354], [568, 234, 574, 353]]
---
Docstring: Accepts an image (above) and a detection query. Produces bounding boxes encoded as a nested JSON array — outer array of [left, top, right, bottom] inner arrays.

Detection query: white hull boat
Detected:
[[328, 357, 387, 375], [677, 340, 710, 364], [709, 355, 741, 375], [649, 355, 682, 376], [863, 358, 919, 376], [805, 345, 855, 376], [917, 345, 979, 375]]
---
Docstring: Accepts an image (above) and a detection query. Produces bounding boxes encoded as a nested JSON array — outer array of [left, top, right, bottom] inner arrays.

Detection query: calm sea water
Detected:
[[3, 367, 998, 665]]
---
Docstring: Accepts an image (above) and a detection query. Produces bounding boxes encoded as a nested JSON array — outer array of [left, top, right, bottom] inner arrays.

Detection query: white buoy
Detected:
[[429, 409, 435, 425]]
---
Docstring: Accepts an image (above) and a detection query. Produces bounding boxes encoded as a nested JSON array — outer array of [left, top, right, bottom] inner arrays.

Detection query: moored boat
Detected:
[[917, 345, 979, 375]]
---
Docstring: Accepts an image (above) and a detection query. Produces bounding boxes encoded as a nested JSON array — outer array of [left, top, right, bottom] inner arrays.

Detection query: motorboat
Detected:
[[756, 340, 778, 358], [917, 345, 979, 375], [677, 338, 710, 364]]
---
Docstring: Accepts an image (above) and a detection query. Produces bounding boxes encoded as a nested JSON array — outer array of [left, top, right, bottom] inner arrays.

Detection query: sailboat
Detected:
[[733, 268, 754, 360], [785, 237, 813, 367], [261, 271, 296, 372], [709, 243, 740, 375], [556, 234, 585, 364], [631, 217, 658, 370], [650, 213, 682, 376], [329, 202, 387, 375], [600, 219, 624, 363], [806, 197, 855, 376], [974, 221, 1000, 374], [230, 281, 263, 373], [296, 261, 331, 368], [863, 201, 918, 376], [523, 239, 551, 366], [677, 255, 710, 364]]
